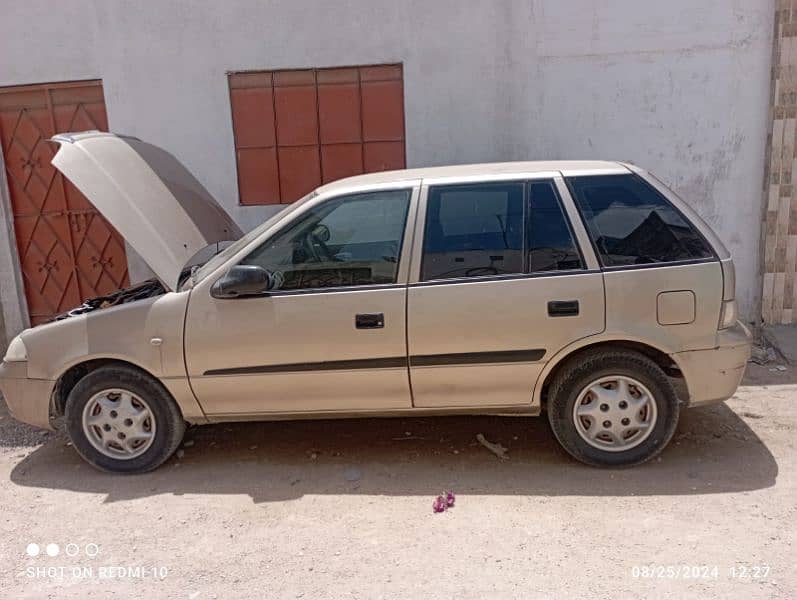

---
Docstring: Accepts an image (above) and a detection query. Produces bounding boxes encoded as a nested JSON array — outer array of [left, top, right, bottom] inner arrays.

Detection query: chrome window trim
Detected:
[[600, 257, 717, 272], [557, 166, 630, 177], [421, 170, 561, 187], [237, 257, 716, 297], [254, 282, 406, 297], [408, 268, 602, 288]]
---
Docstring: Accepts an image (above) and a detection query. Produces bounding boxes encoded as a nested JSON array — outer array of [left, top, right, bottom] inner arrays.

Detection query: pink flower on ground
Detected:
[[445, 491, 455, 507], [432, 495, 447, 513]]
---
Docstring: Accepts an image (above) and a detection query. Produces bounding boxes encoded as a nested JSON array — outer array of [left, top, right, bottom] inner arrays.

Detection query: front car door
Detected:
[[184, 184, 418, 417], [407, 173, 605, 408]]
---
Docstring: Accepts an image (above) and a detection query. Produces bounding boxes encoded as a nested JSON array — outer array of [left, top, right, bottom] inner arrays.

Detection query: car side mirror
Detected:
[[211, 265, 273, 298]]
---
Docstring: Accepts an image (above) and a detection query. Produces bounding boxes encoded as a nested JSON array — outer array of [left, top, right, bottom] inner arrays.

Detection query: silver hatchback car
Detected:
[[0, 132, 751, 472]]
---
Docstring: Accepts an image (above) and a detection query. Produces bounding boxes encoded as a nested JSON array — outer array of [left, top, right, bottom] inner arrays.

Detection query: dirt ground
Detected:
[[0, 363, 794, 600]]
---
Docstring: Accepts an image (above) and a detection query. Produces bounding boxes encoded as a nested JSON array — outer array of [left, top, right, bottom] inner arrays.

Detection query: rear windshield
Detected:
[[566, 174, 713, 267]]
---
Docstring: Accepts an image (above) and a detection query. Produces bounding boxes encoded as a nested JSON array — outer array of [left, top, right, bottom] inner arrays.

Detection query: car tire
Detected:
[[547, 348, 679, 467], [64, 365, 185, 474]]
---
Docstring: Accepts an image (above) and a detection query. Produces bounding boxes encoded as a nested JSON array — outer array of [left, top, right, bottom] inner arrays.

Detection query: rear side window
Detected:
[[528, 182, 583, 272], [421, 182, 524, 280], [567, 174, 713, 267]]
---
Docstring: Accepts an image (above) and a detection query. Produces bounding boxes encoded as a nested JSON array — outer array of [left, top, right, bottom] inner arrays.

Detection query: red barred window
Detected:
[[228, 64, 406, 205]]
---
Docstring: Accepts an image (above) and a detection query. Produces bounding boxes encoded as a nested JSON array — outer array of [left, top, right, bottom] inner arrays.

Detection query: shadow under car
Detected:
[[8, 401, 777, 504]]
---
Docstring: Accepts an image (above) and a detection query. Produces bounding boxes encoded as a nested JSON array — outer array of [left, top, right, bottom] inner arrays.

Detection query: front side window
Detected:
[[242, 189, 411, 290], [567, 174, 713, 267], [421, 182, 524, 281]]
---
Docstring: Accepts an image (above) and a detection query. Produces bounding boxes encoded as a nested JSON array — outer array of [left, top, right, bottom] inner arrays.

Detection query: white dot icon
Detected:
[[26, 543, 40, 557], [85, 543, 99, 557], [46, 543, 60, 557], [65, 543, 79, 557]]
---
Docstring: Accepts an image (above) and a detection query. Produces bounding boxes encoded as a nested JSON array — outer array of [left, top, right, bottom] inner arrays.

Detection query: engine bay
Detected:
[[50, 278, 166, 322]]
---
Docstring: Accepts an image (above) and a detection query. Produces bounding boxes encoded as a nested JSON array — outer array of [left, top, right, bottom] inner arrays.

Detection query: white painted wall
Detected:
[[0, 0, 774, 334]]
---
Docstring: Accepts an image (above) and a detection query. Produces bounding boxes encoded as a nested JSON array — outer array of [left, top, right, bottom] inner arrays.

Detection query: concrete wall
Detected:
[[0, 0, 774, 337]]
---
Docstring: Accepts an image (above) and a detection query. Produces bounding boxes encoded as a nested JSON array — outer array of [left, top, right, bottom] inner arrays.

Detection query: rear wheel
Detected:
[[547, 349, 679, 467], [65, 365, 185, 473]]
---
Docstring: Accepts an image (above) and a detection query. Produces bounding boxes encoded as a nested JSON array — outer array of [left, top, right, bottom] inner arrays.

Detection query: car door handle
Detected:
[[355, 313, 384, 329], [548, 300, 579, 317]]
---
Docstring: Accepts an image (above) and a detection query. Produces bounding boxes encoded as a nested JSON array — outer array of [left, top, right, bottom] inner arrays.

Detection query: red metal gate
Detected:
[[0, 81, 129, 325]]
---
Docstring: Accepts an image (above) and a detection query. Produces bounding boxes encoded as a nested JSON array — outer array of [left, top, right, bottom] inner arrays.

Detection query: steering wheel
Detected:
[[303, 225, 337, 262], [311, 231, 337, 262], [302, 231, 322, 262]]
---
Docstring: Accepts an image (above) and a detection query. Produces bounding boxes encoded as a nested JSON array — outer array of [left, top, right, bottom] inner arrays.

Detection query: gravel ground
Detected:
[[0, 363, 794, 599]]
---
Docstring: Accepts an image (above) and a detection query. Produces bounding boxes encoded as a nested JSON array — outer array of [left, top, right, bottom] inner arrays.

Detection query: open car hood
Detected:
[[50, 131, 243, 291]]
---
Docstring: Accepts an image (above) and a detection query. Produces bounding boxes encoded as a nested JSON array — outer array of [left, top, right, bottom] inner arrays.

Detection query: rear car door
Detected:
[[407, 174, 605, 408], [184, 186, 417, 416]]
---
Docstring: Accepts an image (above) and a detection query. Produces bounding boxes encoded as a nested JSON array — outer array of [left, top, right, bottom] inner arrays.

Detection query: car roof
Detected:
[[316, 160, 630, 193]]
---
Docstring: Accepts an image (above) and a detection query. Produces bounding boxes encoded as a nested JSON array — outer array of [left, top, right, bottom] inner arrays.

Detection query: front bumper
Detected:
[[0, 361, 56, 430], [673, 321, 752, 408]]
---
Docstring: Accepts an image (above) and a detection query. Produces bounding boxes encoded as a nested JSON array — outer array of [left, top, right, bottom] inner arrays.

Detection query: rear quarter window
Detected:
[[566, 174, 714, 267]]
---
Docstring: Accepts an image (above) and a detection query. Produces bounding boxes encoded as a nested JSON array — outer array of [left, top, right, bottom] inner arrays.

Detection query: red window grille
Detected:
[[228, 64, 406, 205]]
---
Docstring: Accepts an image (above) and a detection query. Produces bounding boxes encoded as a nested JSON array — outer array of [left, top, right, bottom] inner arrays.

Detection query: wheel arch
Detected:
[[51, 357, 169, 420], [534, 336, 688, 409]]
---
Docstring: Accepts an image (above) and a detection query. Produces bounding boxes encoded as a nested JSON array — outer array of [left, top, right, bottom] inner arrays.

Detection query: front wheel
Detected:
[[547, 349, 679, 467], [64, 365, 185, 473]]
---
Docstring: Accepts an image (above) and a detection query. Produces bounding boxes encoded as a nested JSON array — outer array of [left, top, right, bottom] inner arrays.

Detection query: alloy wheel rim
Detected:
[[572, 375, 657, 452], [81, 388, 156, 460]]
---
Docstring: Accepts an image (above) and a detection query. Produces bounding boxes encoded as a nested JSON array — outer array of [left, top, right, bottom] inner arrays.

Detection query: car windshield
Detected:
[[185, 191, 317, 288]]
